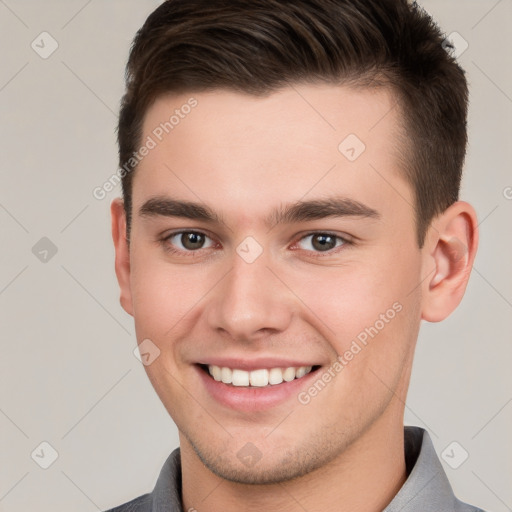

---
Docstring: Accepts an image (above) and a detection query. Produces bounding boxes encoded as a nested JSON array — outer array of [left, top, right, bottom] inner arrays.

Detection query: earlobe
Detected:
[[111, 198, 134, 316], [421, 201, 479, 322]]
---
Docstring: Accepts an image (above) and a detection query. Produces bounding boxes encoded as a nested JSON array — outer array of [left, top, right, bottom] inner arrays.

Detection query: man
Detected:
[[107, 0, 483, 510]]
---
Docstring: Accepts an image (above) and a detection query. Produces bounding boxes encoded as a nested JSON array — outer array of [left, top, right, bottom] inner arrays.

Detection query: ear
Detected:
[[111, 198, 134, 316], [421, 201, 479, 322]]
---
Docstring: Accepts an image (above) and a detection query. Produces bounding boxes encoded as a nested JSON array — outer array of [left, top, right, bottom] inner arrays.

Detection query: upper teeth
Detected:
[[207, 365, 313, 387]]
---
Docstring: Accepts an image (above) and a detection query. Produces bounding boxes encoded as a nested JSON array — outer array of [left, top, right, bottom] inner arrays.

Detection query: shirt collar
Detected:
[[384, 426, 460, 511]]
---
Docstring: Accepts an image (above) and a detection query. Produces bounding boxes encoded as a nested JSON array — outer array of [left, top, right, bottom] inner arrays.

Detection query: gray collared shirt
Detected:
[[105, 426, 486, 512]]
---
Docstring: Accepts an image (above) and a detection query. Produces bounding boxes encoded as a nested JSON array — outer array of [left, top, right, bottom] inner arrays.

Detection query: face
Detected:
[[118, 84, 425, 483]]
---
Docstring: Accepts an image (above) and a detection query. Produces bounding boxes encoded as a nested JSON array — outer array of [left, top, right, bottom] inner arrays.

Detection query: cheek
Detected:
[[288, 249, 421, 353], [129, 248, 209, 341]]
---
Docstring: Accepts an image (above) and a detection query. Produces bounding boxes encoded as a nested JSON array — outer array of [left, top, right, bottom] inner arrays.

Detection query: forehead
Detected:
[[141, 83, 401, 155], [133, 84, 411, 222]]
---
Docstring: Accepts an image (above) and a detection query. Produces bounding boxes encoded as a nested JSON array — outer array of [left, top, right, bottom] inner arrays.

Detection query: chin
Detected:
[[186, 431, 341, 485]]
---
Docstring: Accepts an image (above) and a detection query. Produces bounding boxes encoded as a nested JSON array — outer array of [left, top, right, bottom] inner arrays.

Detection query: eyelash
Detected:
[[159, 230, 353, 259]]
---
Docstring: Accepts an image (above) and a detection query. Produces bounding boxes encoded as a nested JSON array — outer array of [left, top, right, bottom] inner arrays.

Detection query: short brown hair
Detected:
[[118, 0, 468, 247]]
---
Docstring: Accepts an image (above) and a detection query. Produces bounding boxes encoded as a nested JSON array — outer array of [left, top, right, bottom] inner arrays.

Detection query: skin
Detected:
[[111, 84, 478, 512]]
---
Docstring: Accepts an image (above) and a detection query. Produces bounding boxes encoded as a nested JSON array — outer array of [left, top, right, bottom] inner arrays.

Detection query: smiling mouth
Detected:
[[198, 364, 322, 388]]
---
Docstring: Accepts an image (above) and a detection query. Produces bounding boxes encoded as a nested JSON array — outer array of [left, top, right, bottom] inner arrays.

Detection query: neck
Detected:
[[180, 413, 407, 512]]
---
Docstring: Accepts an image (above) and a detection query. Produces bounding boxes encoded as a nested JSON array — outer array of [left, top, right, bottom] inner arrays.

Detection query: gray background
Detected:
[[0, 1, 511, 511]]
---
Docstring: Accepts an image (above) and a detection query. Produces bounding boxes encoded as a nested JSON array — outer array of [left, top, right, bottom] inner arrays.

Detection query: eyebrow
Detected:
[[138, 195, 380, 227]]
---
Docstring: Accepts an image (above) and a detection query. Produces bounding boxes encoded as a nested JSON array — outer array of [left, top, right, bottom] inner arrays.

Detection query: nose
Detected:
[[206, 251, 294, 342]]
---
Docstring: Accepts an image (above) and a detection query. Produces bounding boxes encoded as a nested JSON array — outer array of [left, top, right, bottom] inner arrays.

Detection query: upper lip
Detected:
[[197, 357, 321, 371]]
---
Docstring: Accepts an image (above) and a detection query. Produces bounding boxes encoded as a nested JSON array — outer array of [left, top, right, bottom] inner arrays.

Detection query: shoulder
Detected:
[[455, 502, 488, 512], [103, 492, 152, 512], [102, 448, 182, 512]]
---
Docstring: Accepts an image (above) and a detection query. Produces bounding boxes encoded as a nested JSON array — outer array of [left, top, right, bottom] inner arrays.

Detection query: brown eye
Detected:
[[165, 231, 214, 252], [181, 232, 206, 250], [311, 234, 337, 251], [297, 233, 345, 252]]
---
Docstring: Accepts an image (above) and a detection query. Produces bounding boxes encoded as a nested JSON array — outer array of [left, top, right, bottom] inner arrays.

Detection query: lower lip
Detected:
[[195, 365, 321, 412]]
